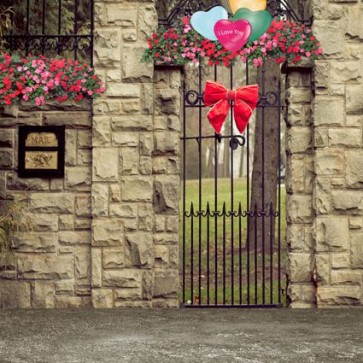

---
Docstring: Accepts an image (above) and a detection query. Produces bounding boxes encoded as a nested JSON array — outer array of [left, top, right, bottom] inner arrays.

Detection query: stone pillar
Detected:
[[286, 0, 363, 308], [92, 1, 181, 308], [283, 61, 316, 308], [311, 0, 363, 307]]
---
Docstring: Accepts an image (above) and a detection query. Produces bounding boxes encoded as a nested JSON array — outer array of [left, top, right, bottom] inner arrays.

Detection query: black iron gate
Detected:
[[181, 58, 284, 308]]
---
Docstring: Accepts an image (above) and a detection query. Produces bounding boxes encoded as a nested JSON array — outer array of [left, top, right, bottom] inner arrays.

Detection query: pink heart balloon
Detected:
[[214, 19, 252, 53]]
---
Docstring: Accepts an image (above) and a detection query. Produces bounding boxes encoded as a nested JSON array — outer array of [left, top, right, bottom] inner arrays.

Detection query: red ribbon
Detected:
[[203, 81, 259, 134]]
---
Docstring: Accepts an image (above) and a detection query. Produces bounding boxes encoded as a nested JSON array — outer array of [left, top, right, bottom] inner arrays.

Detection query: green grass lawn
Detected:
[[180, 178, 287, 306]]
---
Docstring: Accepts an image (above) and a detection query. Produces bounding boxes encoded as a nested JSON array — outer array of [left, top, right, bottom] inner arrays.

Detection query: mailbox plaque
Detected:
[[18, 126, 65, 178]]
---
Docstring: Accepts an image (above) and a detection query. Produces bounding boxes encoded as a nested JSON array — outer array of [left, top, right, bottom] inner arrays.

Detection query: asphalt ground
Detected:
[[0, 308, 362, 363]]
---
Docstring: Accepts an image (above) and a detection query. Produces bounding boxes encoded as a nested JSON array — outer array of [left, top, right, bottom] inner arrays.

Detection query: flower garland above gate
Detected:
[[142, 3, 323, 67]]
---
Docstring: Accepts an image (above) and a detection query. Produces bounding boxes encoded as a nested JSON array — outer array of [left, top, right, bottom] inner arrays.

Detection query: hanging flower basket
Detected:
[[0, 54, 104, 106], [142, 16, 323, 68]]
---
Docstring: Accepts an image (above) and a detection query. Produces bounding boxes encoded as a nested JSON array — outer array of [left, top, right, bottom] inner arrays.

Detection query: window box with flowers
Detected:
[[142, 16, 323, 68], [0, 54, 104, 108]]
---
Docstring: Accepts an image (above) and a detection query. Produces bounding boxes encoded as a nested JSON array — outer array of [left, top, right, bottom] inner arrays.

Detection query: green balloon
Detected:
[[233, 8, 272, 42]]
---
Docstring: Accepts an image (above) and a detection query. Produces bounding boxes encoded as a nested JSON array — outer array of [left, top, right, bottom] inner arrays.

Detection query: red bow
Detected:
[[203, 81, 259, 134]]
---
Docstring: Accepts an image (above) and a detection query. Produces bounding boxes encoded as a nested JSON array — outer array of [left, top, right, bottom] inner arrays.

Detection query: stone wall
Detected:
[[90, 0, 181, 308], [0, 102, 93, 308], [286, 0, 363, 307]]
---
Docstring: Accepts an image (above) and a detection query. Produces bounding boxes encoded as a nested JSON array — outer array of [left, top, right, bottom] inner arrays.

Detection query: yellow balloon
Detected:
[[228, 0, 267, 14]]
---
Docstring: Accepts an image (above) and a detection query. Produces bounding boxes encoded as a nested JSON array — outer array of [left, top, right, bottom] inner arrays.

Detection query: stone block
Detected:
[[153, 175, 180, 214], [0, 129, 14, 147], [78, 149, 92, 165], [92, 219, 124, 247], [75, 247, 91, 281], [139, 156, 152, 175], [91, 248, 102, 288], [169, 246, 179, 269], [6, 173, 49, 191], [139, 133, 153, 156], [18, 254, 74, 280], [166, 216, 179, 233], [287, 104, 312, 126], [103, 269, 142, 288], [126, 232, 154, 268], [32, 281, 55, 308], [349, 217, 363, 229], [109, 184, 121, 202], [93, 100, 121, 115], [346, 150, 363, 188], [93, 148, 118, 182], [12, 232, 57, 252], [30, 193, 74, 214], [92, 289, 114, 308], [65, 130, 77, 166], [103, 247, 124, 269], [94, 29, 121, 68], [109, 203, 137, 218], [314, 61, 329, 88], [28, 213, 58, 231], [92, 184, 108, 217], [347, 85, 363, 115], [317, 286, 362, 306], [122, 46, 153, 82], [331, 253, 350, 269], [154, 132, 180, 155], [106, 6, 137, 26], [287, 284, 316, 307], [112, 132, 139, 147], [285, 156, 305, 194], [315, 149, 345, 175], [114, 300, 152, 308], [50, 179, 64, 191], [120, 147, 139, 175], [0, 149, 13, 168], [288, 253, 314, 283], [121, 176, 152, 202], [93, 117, 110, 146], [59, 215, 74, 230], [286, 88, 312, 103], [114, 288, 141, 301], [346, 115, 363, 128], [332, 190, 363, 215], [329, 61, 361, 83], [155, 245, 169, 267], [313, 97, 345, 127], [138, 204, 153, 232], [78, 130, 92, 148], [43, 112, 91, 128], [315, 254, 330, 285], [138, 6, 157, 37], [347, 3, 363, 38], [155, 89, 180, 116], [54, 296, 83, 308], [155, 216, 166, 232], [314, 177, 332, 215], [331, 270, 362, 286], [0, 281, 31, 308], [153, 270, 179, 297], [316, 216, 349, 252], [328, 129, 361, 148], [313, 20, 345, 56], [107, 83, 141, 98], [351, 232, 363, 268], [65, 168, 92, 191], [153, 233, 179, 245], [75, 194, 92, 217], [74, 218, 92, 230], [286, 195, 313, 224], [141, 83, 154, 114], [59, 231, 91, 246], [55, 280, 74, 294], [111, 116, 152, 131], [287, 224, 306, 251], [106, 70, 122, 83]]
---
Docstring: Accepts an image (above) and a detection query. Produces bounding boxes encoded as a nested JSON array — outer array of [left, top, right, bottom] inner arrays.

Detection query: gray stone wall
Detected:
[[0, 102, 93, 308], [286, 0, 363, 307]]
